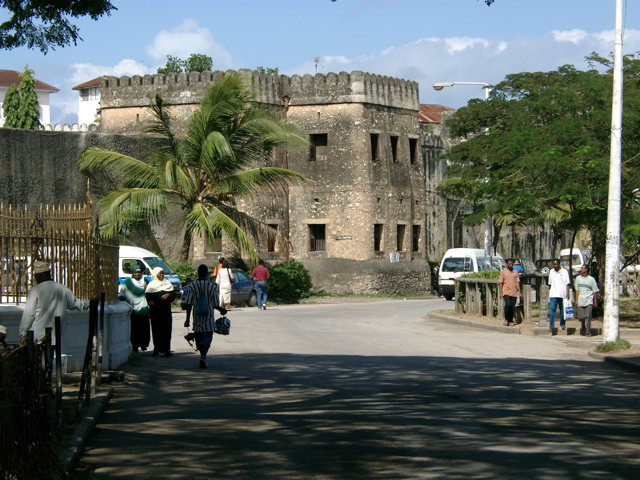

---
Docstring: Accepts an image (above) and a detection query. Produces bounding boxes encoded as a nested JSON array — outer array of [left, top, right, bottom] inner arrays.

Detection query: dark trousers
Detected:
[[503, 295, 517, 322]]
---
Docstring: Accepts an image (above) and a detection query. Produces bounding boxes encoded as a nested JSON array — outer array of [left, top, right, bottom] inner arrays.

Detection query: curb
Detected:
[[58, 387, 114, 475], [428, 312, 522, 334], [587, 351, 640, 373]]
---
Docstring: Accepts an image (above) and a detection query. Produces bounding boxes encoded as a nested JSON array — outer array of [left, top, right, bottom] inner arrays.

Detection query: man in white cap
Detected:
[[20, 260, 95, 343]]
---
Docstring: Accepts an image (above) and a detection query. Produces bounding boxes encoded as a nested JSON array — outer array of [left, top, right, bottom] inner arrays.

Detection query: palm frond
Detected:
[[77, 148, 158, 187]]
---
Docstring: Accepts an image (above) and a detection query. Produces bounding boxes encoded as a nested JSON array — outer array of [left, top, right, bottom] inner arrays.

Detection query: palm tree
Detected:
[[77, 73, 308, 261]]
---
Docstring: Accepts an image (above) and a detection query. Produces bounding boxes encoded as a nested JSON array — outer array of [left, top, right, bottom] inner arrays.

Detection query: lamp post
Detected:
[[433, 81, 492, 265]]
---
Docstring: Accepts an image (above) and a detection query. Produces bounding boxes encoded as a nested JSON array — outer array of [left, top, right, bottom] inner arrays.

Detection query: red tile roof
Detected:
[[0, 69, 59, 92], [72, 76, 114, 90], [419, 104, 455, 124]]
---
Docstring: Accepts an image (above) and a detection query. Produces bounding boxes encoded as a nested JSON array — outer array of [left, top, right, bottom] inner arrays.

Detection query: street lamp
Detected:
[[433, 81, 492, 264]]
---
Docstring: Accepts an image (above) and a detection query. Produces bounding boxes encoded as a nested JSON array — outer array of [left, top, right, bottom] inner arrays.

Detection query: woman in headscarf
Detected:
[[215, 260, 235, 310], [145, 267, 177, 357], [119, 266, 150, 353]]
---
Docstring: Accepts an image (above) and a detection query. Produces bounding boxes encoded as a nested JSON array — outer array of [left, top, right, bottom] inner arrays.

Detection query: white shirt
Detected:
[[20, 280, 87, 342], [548, 267, 570, 298]]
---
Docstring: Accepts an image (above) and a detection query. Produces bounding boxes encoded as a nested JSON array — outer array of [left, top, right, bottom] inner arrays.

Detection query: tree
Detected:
[[16, 66, 41, 129], [77, 73, 308, 262], [256, 66, 279, 74], [2, 83, 21, 127], [438, 54, 640, 287], [0, 0, 115, 53], [157, 53, 213, 74], [2, 66, 41, 129]]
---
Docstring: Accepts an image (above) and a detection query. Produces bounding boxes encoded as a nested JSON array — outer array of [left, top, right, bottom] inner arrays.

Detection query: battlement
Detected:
[[42, 123, 99, 132], [100, 69, 420, 112]]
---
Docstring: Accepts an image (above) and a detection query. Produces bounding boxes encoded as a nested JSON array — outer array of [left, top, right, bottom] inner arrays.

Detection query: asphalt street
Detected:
[[71, 299, 640, 479]]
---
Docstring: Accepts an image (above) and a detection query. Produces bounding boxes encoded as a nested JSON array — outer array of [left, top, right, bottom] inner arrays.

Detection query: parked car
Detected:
[[229, 269, 258, 307], [438, 248, 506, 301], [535, 259, 555, 274]]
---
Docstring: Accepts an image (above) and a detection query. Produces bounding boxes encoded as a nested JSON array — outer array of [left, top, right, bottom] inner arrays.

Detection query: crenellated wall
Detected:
[[100, 69, 419, 110]]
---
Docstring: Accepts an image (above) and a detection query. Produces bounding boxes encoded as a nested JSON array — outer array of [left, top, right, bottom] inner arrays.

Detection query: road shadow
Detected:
[[72, 352, 640, 479]]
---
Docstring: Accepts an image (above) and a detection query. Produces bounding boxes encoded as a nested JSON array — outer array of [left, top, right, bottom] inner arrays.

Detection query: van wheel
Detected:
[[248, 292, 257, 308], [444, 294, 453, 301], [541, 267, 550, 274]]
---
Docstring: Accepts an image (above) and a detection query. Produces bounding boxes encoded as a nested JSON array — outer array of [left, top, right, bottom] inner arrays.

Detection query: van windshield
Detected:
[[144, 257, 174, 275], [441, 257, 473, 273]]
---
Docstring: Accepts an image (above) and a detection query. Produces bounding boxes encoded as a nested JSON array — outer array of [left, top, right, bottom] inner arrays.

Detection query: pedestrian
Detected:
[[20, 260, 95, 343], [512, 259, 524, 275], [119, 266, 151, 353], [145, 267, 177, 357], [183, 264, 227, 369], [213, 257, 225, 278], [548, 258, 571, 334], [499, 259, 520, 326], [574, 264, 599, 337], [215, 260, 235, 310], [251, 259, 270, 310]]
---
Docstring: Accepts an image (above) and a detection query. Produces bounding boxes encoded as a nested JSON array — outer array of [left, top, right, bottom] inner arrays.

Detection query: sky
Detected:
[[1, 0, 639, 125]]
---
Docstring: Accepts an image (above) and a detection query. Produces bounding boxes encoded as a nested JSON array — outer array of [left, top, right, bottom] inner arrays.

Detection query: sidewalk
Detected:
[[428, 308, 640, 373]]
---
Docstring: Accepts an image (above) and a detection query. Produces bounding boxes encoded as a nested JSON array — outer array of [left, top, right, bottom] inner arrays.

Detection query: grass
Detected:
[[596, 338, 632, 353]]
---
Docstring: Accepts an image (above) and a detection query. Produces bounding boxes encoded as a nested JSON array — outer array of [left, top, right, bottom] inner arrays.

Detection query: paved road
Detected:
[[72, 299, 640, 479]]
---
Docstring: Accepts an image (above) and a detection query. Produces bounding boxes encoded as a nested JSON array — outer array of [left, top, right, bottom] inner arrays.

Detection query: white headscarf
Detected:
[[145, 267, 174, 293]]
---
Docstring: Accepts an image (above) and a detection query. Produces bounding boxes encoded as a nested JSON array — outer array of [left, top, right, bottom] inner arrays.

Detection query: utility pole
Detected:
[[603, 0, 624, 342]]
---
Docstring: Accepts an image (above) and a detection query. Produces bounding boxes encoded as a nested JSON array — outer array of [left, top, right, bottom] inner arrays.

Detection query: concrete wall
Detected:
[[0, 302, 131, 372]]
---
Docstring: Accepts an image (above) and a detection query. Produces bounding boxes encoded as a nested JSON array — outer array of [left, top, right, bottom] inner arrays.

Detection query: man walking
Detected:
[[499, 259, 520, 326], [20, 260, 94, 343], [183, 265, 227, 369], [574, 264, 599, 337], [548, 258, 571, 334], [251, 259, 270, 310]]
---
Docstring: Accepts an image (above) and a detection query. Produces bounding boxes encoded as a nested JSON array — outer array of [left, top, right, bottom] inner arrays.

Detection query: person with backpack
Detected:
[[183, 264, 227, 369]]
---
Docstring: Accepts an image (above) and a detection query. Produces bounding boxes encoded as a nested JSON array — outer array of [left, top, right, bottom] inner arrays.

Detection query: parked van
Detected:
[[118, 246, 182, 296], [438, 248, 506, 301], [559, 248, 595, 275]]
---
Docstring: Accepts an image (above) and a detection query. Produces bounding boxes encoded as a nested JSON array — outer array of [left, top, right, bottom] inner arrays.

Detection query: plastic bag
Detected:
[[563, 299, 575, 319]]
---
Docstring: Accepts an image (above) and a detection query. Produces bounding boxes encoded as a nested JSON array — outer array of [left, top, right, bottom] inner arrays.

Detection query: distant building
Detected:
[[0, 69, 59, 126], [72, 76, 113, 126]]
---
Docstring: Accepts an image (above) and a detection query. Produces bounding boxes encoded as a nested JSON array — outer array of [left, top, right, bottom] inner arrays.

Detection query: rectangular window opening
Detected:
[[267, 224, 278, 252], [374, 224, 384, 252], [309, 224, 326, 251], [409, 138, 418, 164], [412, 225, 421, 252], [370, 133, 380, 162], [390, 135, 399, 162], [310, 133, 328, 161]]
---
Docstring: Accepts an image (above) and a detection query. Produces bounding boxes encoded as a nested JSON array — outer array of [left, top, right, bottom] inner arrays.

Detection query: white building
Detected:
[[72, 76, 112, 126], [0, 69, 59, 126]]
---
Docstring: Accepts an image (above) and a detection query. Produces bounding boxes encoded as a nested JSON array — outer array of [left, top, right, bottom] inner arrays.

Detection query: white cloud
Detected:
[[144, 19, 235, 70], [288, 29, 640, 109]]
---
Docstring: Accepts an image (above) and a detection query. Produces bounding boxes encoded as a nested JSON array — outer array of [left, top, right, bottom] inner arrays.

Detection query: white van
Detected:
[[119, 246, 182, 296], [438, 248, 506, 301], [559, 248, 594, 275]]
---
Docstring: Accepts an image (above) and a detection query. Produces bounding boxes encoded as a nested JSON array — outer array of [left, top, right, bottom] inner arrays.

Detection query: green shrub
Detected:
[[169, 261, 198, 286], [268, 260, 312, 304], [596, 338, 632, 353]]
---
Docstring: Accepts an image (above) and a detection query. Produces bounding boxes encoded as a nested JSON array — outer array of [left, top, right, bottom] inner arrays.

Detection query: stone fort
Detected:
[[0, 69, 557, 295]]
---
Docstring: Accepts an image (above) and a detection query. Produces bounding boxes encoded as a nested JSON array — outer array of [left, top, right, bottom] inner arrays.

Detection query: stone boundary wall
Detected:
[[100, 69, 420, 111]]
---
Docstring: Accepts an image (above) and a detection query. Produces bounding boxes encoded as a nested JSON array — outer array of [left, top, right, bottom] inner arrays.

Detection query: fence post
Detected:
[[522, 285, 532, 323], [77, 298, 98, 417], [539, 285, 549, 327], [54, 316, 62, 437]]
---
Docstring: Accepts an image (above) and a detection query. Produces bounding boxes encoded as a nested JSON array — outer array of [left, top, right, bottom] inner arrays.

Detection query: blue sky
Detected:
[[1, 0, 638, 124]]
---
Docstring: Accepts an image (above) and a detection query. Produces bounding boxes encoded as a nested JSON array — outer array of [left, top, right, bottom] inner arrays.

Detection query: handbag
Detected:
[[214, 316, 231, 335], [563, 299, 575, 319]]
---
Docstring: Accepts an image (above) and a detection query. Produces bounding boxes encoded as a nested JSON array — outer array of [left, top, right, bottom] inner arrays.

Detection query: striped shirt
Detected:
[[183, 279, 220, 332]]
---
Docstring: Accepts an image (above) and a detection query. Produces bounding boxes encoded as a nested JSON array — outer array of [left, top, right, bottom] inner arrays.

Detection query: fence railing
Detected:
[[0, 203, 119, 303], [455, 274, 548, 323]]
